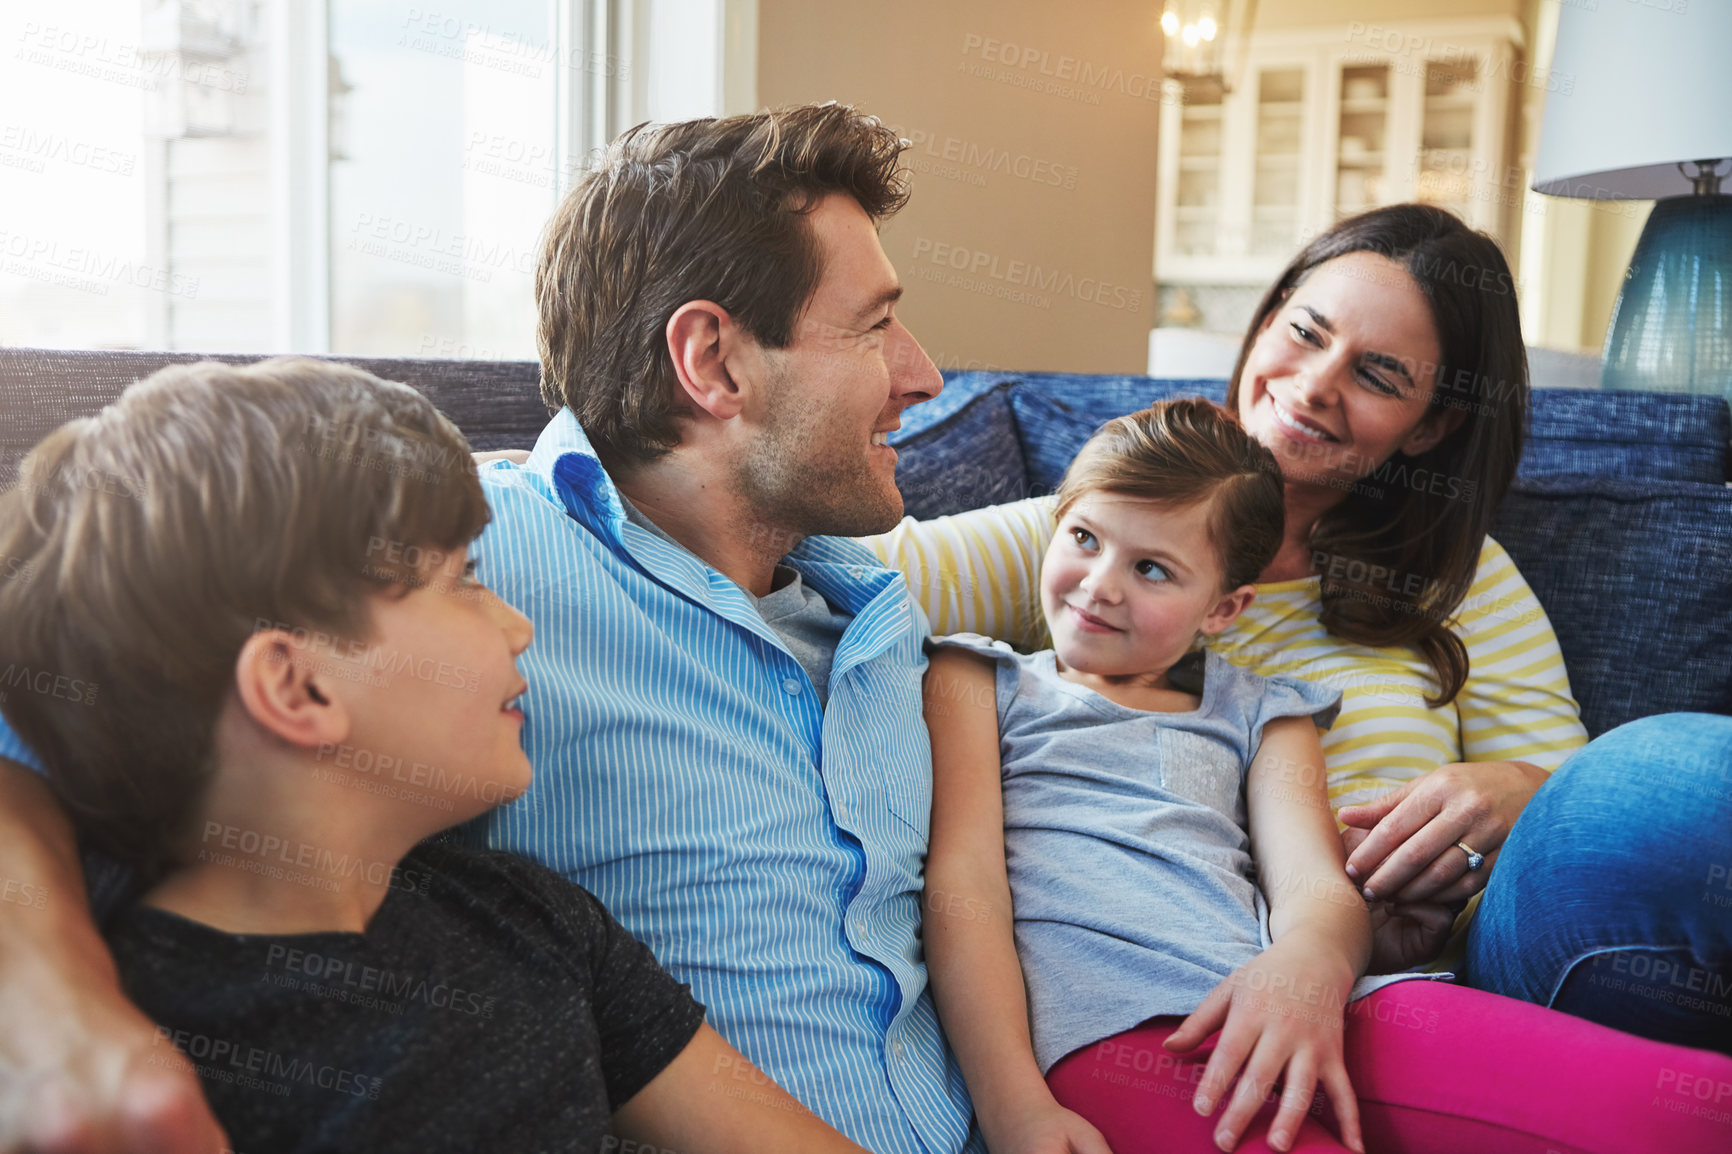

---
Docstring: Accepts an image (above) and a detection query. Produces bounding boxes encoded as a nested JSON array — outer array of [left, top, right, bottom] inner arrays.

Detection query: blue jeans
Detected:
[[1467, 713, 1732, 1054]]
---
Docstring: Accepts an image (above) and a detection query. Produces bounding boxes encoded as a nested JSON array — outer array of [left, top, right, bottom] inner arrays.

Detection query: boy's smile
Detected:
[[331, 545, 535, 824]]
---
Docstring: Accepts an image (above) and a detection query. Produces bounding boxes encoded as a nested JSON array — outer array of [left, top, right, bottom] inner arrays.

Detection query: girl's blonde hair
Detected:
[[1055, 399, 1285, 591]]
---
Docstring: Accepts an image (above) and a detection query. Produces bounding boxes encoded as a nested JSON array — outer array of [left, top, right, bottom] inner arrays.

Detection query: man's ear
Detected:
[[231, 631, 351, 752], [1199, 585, 1257, 636], [1399, 403, 1467, 458], [666, 301, 753, 422]]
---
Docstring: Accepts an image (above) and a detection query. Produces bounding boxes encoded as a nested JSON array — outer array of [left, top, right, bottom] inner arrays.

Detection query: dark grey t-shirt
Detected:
[[106, 840, 706, 1154]]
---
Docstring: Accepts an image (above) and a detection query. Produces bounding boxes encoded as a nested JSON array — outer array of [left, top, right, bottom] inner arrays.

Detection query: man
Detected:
[[0, 104, 979, 1153]]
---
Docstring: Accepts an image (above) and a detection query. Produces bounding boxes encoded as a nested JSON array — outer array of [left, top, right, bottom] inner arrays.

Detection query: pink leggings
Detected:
[[1046, 981, 1732, 1153]]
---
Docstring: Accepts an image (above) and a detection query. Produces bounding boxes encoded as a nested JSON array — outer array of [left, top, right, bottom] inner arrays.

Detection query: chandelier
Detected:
[[1160, 0, 1258, 97]]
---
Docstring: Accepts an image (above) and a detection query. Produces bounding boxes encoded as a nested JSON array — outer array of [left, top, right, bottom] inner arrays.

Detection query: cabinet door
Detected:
[[1332, 61, 1392, 223], [1414, 56, 1481, 223], [1250, 64, 1310, 259], [1172, 82, 1226, 259]]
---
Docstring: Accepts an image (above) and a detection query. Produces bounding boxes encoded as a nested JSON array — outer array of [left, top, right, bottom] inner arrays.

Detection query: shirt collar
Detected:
[[525, 408, 627, 542], [523, 408, 903, 619]]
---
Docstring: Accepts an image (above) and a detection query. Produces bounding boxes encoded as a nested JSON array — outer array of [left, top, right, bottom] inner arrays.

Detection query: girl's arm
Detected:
[[921, 649, 1109, 1154], [1164, 717, 1371, 1154]]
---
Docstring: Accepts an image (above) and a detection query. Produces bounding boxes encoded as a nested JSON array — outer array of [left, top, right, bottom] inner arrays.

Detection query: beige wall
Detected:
[[753, 0, 1162, 373]]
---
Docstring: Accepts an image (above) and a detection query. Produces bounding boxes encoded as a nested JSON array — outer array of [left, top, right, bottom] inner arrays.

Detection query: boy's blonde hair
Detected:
[[1055, 399, 1285, 591], [0, 358, 490, 879]]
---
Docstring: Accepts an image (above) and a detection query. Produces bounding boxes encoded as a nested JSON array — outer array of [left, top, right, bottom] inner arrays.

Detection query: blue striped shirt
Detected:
[[476, 410, 979, 1154]]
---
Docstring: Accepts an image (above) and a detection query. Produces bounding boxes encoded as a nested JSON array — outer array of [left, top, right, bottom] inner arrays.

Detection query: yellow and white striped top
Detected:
[[864, 496, 1589, 809]]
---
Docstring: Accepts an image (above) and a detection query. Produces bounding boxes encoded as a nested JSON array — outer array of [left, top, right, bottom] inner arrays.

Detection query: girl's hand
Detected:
[[1163, 935, 1363, 1154], [986, 1100, 1114, 1154], [1337, 760, 1548, 906]]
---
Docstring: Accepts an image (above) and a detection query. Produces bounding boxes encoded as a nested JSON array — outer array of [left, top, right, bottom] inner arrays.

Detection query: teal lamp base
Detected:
[[1600, 192, 1732, 398]]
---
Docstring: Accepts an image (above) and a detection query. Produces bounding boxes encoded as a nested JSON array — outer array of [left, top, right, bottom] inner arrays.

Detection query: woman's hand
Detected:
[[1337, 760, 1548, 907], [985, 1100, 1114, 1154], [1163, 934, 1363, 1154]]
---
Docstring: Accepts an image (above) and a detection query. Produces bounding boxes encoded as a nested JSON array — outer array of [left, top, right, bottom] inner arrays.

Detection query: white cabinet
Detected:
[[1155, 18, 1521, 287]]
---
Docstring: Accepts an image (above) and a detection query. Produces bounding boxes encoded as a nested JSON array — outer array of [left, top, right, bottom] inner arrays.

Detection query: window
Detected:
[[0, 0, 721, 356]]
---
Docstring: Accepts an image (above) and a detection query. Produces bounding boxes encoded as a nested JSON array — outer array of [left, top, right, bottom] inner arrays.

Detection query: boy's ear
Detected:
[[1198, 585, 1257, 636], [232, 630, 351, 751]]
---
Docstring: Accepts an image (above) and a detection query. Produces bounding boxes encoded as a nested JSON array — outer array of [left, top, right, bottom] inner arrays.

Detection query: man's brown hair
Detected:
[[536, 102, 911, 462], [0, 358, 489, 879], [1055, 399, 1286, 592]]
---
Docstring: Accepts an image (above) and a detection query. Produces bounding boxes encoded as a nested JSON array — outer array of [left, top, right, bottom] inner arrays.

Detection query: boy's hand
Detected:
[[0, 966, 227, 1154], [1162, 936, 1362, 1154], [1365, 898, 1457, 974], [983, 1099, 1113, 1154]]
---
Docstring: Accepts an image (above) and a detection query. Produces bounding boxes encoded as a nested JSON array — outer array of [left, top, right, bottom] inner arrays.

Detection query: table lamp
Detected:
[[1532, 4, 1732, 397]]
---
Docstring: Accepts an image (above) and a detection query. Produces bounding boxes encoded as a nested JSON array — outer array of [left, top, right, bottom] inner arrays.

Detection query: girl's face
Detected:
[[1041, 492, 1251, 686], [1236, 251, 1457, 496]]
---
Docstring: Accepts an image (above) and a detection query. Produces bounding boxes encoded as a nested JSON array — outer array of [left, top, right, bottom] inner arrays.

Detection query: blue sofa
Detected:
[[2, 348, 1728, 740], [889, 371, 1732, 740]]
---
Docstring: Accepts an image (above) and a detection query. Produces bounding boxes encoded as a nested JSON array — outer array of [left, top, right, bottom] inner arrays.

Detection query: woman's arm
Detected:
[[861, 499, 1057, 649], [1164, 718, 1369, 1154], [0, 758, 226, 1154], [921, 649, 1108, 1154], [1339, 538, 1588, 908]]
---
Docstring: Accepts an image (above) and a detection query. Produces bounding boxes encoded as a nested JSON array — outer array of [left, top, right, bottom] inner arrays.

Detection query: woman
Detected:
[[869, 203, 1732, 1053]]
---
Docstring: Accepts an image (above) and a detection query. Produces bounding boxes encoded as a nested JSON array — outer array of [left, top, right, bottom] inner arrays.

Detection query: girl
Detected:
[[922, 399, 1729, 1154]]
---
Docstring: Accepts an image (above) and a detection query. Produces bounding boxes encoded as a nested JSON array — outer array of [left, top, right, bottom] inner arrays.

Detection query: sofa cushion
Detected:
[[1525, 390, 1729, 484], [927, 372, 1730, 492], [1492, 476, 1732, 737], [891, 373, 1033, 520], [0, 347, 549, 488], [1000, 375, 1229, 494]]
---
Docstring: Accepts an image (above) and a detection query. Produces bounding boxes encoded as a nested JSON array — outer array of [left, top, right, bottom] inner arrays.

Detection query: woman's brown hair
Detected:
[[0, 358, 490, 879], [1225, 204, 1529, 706], [1056, 399, 1285, 592]]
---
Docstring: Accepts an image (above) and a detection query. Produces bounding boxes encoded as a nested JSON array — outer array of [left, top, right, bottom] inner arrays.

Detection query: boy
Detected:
[[0, 358, 871, 1154]]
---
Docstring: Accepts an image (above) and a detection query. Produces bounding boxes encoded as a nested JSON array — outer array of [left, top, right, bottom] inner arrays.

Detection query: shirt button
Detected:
[[834, 801, 850, 822], [852, 919, 867, 938], [891, 1039, 906, 1059], [781, 678, 801, 695]]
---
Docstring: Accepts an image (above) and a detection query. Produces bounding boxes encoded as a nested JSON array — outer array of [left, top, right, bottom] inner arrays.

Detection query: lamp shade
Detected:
[[1533, 4, 1732, 200]]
